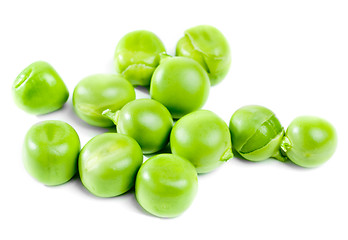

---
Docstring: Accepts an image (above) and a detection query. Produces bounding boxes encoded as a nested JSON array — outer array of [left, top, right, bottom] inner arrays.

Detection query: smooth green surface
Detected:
[[281, 116, 337, 168], [176, 25, 231, 86], [150, 56, 210, 119], [12, 61, 69, 115], [23, 120, 80, 186], [170, 110, 232, 173], [229, 105, 285, 161], [114, 30, 166, 86], [79, 133, 143, 197], [73, 74, 135, 127], [135, 154, 198, 218], [103, 99, 173, 154]]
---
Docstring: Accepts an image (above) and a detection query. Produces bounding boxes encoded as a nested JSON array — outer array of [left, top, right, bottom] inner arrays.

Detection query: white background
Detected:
[[1, 0, 347, 239]]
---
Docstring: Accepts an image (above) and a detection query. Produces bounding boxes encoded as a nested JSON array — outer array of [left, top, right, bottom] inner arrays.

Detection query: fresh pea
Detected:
[[150, 56, 210, 119], [12, 61, 69, 115], [103, 98, 173, 154], [135, 154, 198, 218], [23, 120, 80, 185], [72, 74, 135, 127], [114, 30, 166, 86], [78, 133, 143, 197], [229, 105, 285, 161], [176, 25, 231, 86], [170, 110, 233, 173], [281, 116, 337, 168]]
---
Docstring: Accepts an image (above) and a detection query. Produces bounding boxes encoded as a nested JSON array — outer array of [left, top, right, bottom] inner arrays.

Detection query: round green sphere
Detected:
[[104, 98, 173, 154], [170, 110, 232, 173], [135, 154, 198, 218], [176, 25, 231, 86], [114, 30, 166, 86], [150, 56, 210, 119], [23, 120, 80, 185], [12, 61, 69, 115], [72, 74, 135, 127], [229, 105, 285, 161], [78, 133, 143, 197], [281, 116, 337, 168]]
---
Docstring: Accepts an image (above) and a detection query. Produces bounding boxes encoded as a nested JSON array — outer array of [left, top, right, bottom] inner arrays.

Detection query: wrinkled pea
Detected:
[[114, 30, 166, 86], [12, 61, 69, 115], [176, 25, 231, 86]]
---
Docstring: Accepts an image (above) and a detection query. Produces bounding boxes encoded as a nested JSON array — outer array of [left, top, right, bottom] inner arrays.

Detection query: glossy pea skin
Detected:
[[23, 120, 80, 186], [114, 30, 166, 86], [73, 74, 135, 127], [150, 56, 210, 119], [135, 154, 198, 218], [103, 99, 173, 154], [170, 110, 233, 173], [79, 133, 143, 197], [12, 61, 69, 115], [281, 116, 337, 168], [176, 25, 231, 86], [229, 105, 285, 161]]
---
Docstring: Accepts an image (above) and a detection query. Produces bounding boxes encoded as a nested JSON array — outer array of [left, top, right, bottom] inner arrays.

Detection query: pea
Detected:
[[281, 116, 337, 168], [72, 74, 135, 127], [103, 98, 173, 154], [135, 154, 198, 218], [114, 30, 166, 86], [12, 61, 69, 115], [170, 110, 233, 173], [150, 56, 210, 119], [78, 133, 143, 197], [229, 105, 285, 161], [176, 25, 231, 86], [23, 120, 80, 186]]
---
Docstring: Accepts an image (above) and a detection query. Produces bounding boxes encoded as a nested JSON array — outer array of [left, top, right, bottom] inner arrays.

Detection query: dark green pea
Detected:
[[281, 116, 337, 168], [229, 105, 285, 161], [12, 61, 69, 115], [103, 98, 173, 154], [72, 74, 135, 127], [114, 30, 166, 86], [176, 25, 231, 86]]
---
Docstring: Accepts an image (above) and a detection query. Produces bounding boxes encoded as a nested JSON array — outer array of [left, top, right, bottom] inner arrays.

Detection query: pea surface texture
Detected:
[[229, 105, 285, 161], [73, 74, 135, 127], [176, 25, 231, 86], [114, 30, 166, 86], [103, 98, 173, 154], [79, 133, 143, 197], [170, 110, 233, 173], [12, 61, 69, 115], [23, 120, 80, 186], [281, 116, 337, 168], [150, 56, 210, 119], [135, 154, 198, 218]]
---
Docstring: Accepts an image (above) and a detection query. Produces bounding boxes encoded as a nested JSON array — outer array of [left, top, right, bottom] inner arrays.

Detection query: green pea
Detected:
[[103, 99, 173, 154], [170, 110, 233, 173], [281, 116, 337, 168], [229, 105, 285, 161], [114, 30, 166, 86], [135, 154, 198, 218], [12, 61, 69, 115], [150, 56, 210, 119], [23, 120, 80, 186], [79, 133, 143, 197], [72, 74, 135, 127], [176, 25, 231, 86]]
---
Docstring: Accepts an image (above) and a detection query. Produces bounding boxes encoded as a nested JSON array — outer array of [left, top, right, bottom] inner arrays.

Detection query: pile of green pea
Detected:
[[12, 25, 337, 218]]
